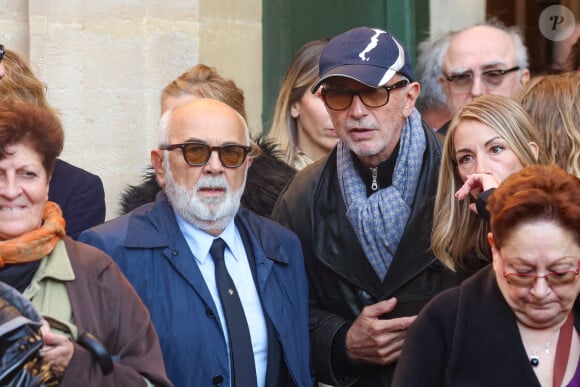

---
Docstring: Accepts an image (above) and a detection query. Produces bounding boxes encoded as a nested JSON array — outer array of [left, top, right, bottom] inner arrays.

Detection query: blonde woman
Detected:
[[519, 72, 580, 177], [432, 94, 545, 273], [267, 39, 337, 169]]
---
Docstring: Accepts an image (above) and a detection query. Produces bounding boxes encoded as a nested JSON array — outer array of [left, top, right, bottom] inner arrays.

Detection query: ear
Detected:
[[528, 141, 540, 161], [402, 81, 420, 117], [151, 149, 166, 188], [488, 232, 495, 249], [519, 68, 531, 86], [290, 101, 300, 118], [247, 155, 253, 168], [488, 232, 501, 270]]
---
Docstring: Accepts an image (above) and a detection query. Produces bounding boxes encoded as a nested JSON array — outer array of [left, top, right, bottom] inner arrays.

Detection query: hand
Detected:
[[455, 173, 501, 200], [455, 173, 501, 214], [40, 321, 74, 378], [345, 298, 416, 365]]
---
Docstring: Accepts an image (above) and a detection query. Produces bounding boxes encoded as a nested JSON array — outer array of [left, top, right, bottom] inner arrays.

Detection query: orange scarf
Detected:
[[0, 201, 66, 268]]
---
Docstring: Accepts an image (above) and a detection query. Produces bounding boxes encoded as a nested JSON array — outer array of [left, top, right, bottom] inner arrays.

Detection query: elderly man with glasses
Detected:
[[272, 27, 463, 387], [80, 98, 312, 387], [438, 20, 530, 135]]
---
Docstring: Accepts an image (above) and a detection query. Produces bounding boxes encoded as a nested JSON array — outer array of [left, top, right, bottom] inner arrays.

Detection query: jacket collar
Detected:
[[124, 192, 289, 266], [312, 122, 443, 298]]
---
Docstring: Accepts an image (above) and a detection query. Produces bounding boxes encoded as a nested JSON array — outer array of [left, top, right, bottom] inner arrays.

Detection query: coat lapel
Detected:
[[125, 192, 218, 312]]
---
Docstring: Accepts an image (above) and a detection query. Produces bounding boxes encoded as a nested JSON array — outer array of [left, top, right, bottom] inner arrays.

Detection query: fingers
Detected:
[[360, 298, 397, 318], [468, 202, 479, 215], [366, 331, 406, 365], [41, 330, 74, 378], [40, 320, 51, 336], [455, 174, 482, 200], [346, 298, 417, 366], [346, 318, 414, 365]]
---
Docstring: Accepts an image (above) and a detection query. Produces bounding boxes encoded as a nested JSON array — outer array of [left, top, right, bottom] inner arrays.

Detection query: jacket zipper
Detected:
[[370, 167, 378, 191]]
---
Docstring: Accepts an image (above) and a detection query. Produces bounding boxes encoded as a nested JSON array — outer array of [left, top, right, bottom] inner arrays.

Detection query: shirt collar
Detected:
[[173, 210, 241, 265], [32, 239, 75, 282]]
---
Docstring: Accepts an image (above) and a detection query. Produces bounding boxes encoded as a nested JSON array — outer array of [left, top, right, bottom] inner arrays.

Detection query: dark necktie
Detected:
[[210, 238, 258, 387]]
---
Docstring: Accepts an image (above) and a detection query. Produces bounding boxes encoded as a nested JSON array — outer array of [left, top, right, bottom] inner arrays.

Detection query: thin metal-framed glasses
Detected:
[[442, 66, 520, 93], [159, 142, 251, 168], [320, 79, 409, 111], [499, 255, 580, 288]]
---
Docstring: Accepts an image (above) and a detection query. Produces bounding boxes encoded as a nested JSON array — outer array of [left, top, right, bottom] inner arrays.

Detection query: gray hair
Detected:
[[415, 31, 454, 112], [158, 107, 173, 146]]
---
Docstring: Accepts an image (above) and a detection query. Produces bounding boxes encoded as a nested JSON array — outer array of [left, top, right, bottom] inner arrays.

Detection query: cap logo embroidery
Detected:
[[358, 29, 386, 62]]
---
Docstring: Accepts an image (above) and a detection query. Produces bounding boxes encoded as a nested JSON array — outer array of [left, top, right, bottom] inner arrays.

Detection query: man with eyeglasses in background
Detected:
[[272, 27, 463, 387], [80, 98, 312, 387], [438, 20, 530, 135]]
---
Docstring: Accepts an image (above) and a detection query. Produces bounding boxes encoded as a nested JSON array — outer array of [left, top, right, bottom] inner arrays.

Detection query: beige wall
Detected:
[[2, 0, 483, 221], [430, 0, 485, 36], [1, 0, 262, 219]]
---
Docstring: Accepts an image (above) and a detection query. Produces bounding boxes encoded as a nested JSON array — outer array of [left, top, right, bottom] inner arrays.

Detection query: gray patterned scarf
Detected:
[[337, 109, 426, 280]]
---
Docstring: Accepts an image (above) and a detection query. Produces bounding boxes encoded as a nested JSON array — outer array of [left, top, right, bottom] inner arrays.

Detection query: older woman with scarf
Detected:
[[0, 101, 171, 386], [394, 165, 580, 386]]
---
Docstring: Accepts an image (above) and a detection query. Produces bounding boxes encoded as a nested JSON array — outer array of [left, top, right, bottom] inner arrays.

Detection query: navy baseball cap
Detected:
[[312, 27, 413, 92]]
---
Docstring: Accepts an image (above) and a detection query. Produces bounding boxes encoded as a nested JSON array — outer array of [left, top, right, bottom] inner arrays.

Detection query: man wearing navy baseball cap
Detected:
[[273, 27, 463, 386]]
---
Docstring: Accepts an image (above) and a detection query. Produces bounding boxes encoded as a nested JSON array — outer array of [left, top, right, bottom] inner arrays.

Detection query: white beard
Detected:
[[164, 159, 246, 233]]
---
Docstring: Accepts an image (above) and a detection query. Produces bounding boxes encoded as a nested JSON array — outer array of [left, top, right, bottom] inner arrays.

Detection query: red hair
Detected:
[[488, 165, 580, 248]]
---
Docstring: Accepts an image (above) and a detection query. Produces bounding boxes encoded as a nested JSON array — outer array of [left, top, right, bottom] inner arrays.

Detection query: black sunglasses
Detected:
[[321, 79, 409, 111], [159, 142, 251, 168], [0, 44, 4, 63]]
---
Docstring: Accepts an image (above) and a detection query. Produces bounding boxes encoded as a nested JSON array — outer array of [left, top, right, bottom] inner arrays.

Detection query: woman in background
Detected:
[[432, 94, 544, 273], [519, 72, 580, 177], [267, 39, 338, 169]]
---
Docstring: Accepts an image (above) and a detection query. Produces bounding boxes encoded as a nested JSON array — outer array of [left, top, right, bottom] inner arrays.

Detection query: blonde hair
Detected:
[[161, 64, 246, 120], [0, 49, 56, 114], [518, 72, 580, 177], [159, 64, 263, 157], [267, 39, 329, 166], [432, 94, 545, 271]]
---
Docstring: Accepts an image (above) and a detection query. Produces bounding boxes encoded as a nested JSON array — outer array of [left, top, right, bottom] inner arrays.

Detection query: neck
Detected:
[[296, 135, 329, 163], [517, 313, 572, 368]]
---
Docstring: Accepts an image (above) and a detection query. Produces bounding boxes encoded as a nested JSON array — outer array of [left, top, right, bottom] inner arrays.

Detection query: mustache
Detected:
[[195, 175, 229, 190], [344, 119, 380, 131]]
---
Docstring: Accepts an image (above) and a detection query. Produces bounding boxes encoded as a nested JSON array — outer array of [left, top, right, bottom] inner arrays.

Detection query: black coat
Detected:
[[49, 159, 106, 239], [272, 123, 464, 386], [392, 265, 580, 387]]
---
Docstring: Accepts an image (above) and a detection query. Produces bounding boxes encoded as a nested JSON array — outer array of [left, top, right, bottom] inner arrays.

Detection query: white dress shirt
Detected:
[[175, 212, 268, 387]]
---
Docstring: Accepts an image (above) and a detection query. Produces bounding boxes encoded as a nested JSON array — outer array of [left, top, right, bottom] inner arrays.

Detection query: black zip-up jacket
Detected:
[[272, 122, 465, 386]]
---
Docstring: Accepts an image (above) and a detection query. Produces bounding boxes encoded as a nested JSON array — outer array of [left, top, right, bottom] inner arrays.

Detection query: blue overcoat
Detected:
[[79, 192, 312, 387]]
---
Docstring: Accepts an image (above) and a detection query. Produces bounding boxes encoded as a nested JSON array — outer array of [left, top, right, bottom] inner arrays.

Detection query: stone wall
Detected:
[[0, 0, 262, 218]]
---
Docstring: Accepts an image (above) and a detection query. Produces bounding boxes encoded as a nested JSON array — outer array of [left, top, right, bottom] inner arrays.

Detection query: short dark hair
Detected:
[[0, 101, 64, 175], [488, 165, 580, 248]]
